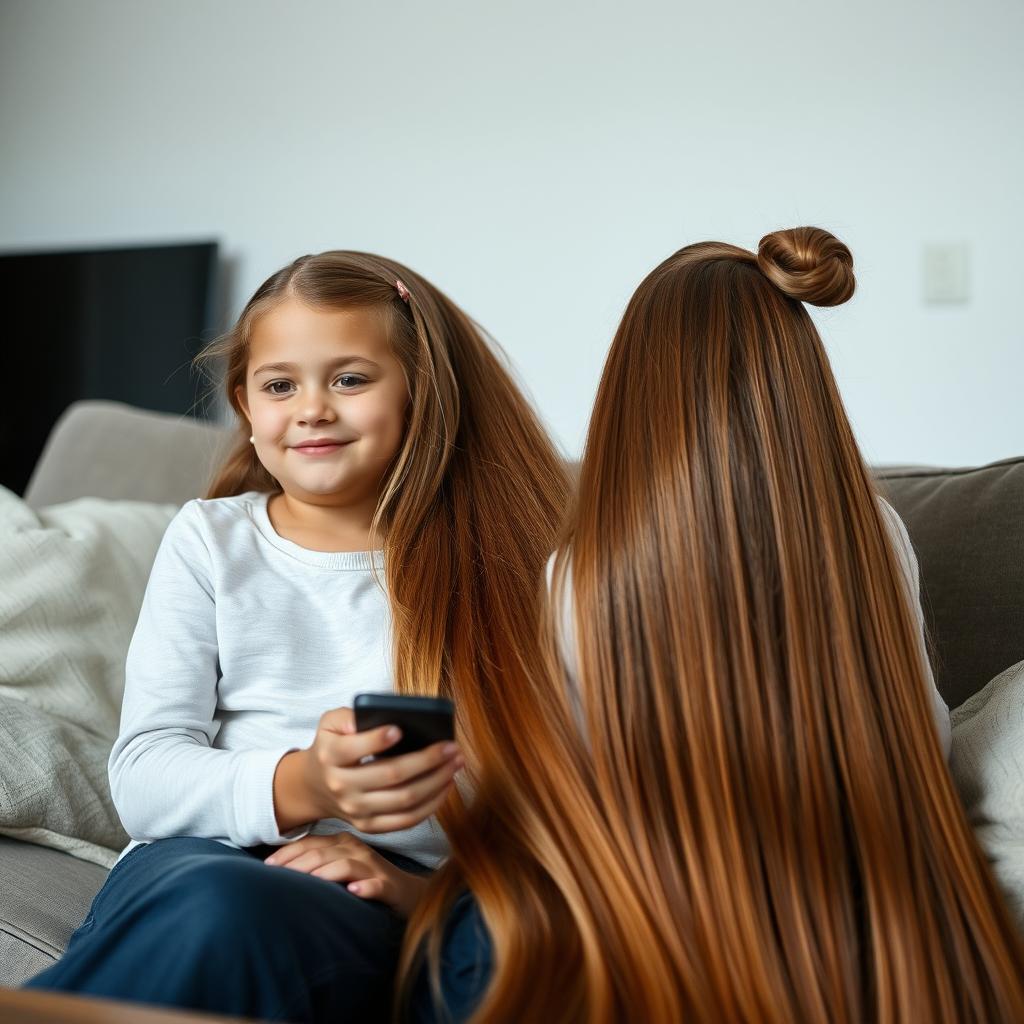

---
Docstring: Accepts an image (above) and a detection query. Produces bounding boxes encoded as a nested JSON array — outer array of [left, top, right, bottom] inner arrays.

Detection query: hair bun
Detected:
[[756, 227, 855, 307]]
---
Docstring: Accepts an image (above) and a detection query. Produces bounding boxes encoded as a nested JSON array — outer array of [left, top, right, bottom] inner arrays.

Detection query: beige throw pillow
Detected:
[[950, 659, 1024, 930], [0, 486, 177, 868]]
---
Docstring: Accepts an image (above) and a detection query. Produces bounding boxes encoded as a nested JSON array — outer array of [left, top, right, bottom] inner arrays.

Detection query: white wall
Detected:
[[2, 0, 1021, 465]]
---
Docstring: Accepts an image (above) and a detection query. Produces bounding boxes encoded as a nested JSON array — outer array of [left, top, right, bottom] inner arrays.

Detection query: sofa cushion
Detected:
[[0, 487, 177, 868], [877, 457, 1024, 711], [0, 837, 107, 985], [949, 659, 1024, 932], [23, 399, 233, 509]]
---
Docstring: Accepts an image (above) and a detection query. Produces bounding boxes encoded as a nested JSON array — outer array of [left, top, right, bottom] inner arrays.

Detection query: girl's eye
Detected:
[[261, 375, 366, 396]]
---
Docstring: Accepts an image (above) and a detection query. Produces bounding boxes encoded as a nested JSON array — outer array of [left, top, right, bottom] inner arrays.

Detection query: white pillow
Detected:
[[0, 486, 177, 868], [950, 659, 1024, 928]]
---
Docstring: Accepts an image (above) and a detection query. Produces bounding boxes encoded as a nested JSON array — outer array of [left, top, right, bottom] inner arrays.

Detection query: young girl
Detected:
[[24, 250, 570, 1022], [404, 228, 1024, 1022]]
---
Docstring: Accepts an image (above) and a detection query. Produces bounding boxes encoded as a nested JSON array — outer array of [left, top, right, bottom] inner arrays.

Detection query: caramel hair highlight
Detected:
[[403, 228, 1024, 1022]]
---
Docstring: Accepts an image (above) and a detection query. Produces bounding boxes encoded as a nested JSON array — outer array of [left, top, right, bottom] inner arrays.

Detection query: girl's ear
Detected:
[[235, 384, 251, 424]]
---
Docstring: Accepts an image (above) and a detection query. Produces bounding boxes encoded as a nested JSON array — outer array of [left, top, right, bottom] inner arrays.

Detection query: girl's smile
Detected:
[[290, 439, 352, 456]]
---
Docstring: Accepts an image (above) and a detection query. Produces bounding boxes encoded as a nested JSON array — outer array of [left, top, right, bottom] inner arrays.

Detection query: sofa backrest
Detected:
[[26, 402, 1022, 712], [877, 458, 1024, 711], [23, 400, 234, 509]]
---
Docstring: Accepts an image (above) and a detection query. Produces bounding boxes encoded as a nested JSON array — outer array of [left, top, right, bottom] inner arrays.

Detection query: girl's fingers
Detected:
[[347, 740, 462, 792], [307, 857, 374, 884], [344, 876, 386, 900], [277, 849, 342, 875], [353, 783, 455, 835], [279, 850, 379, 882], [356, 757, 461, 816], [296, 854, 389, 897], [266, 839, 410, 913], [321, 724, 405, 768], [265, 835, 337, 866], [316, 707, 357, 736]]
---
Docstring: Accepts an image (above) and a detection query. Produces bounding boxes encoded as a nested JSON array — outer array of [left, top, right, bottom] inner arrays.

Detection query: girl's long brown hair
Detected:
[[402, 228, 1024, 1021], [196, 250, 570, 786]]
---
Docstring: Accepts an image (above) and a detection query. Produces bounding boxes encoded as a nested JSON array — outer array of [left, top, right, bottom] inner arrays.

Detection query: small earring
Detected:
[[249, 436, 255, 444]]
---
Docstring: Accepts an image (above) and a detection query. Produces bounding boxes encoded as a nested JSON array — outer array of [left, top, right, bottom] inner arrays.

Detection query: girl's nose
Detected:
[[296, 387, 336, 425]]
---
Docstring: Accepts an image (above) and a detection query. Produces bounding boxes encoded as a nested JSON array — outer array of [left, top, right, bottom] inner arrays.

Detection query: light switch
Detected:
[[923, 243, 970, 304]]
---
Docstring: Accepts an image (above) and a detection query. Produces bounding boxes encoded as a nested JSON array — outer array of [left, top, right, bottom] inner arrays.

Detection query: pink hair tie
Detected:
[[395, 278, 411, 303]]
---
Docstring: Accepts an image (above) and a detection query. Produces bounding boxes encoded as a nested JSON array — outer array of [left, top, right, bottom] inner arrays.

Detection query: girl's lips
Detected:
[[292, 442, 349, 456]]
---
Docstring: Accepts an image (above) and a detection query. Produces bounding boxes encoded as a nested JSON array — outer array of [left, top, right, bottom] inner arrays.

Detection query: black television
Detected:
[[1, 240, 220, 496]]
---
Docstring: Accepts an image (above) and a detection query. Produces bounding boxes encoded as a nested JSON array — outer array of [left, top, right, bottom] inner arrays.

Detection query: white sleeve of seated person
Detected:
[[877, 498, 952, 758], [108, 502, 310, 848], [547, 497, 951, 761]]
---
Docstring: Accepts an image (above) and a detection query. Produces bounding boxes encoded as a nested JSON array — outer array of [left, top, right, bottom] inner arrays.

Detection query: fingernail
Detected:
[[348, 883, 361, 894], [443, 743, 459, 756], [387, 727, 401, 741]]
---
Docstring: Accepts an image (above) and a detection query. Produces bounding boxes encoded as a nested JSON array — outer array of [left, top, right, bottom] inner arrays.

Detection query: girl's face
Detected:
[[236, 297, 410, 507]]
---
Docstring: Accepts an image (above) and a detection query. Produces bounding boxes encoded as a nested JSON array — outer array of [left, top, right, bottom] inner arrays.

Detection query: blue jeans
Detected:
[[409, 892, 492, 1024], [24, 836, 427, 1023]]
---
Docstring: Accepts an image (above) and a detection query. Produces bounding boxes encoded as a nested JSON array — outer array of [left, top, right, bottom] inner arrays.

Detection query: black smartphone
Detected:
[[353, 693, 455, 758]]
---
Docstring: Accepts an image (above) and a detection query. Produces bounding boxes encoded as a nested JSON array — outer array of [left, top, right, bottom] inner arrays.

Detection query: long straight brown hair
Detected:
[[196, 251, 570, 781], [402, 228, 1024, 1021]]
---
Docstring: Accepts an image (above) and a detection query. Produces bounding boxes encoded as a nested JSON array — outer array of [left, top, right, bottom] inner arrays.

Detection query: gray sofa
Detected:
[[1, 400, 1022, 988]]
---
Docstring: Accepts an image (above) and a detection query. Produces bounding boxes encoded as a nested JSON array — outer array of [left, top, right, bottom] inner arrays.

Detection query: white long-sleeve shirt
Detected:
[[549, 498, 951, 758], [108, 490, 449, 867]]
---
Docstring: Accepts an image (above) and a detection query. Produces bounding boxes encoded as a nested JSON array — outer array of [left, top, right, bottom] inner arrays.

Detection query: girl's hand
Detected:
[[264, 832, 429, 918], [297, 707, 463, 834]]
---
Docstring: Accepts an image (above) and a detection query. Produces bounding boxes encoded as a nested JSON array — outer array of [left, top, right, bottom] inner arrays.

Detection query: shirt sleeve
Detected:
[[108, 501, 312, 847], [877, 498, 952, 760], [546, 551, 587, 734]]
